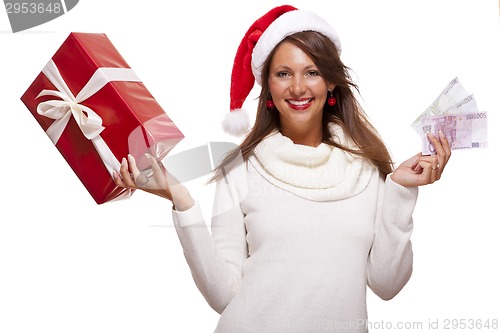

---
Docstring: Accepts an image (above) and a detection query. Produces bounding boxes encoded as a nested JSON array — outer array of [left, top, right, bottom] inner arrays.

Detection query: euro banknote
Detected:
[[420, 111, 488, 155], [410, 77, 476, 132]]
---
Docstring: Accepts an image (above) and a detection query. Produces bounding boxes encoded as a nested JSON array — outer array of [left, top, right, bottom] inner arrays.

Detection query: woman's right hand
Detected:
[[113, 154, 194, 211]]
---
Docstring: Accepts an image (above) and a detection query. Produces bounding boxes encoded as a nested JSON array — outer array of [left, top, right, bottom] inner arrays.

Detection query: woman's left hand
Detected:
[[391, 131, 452, 187]]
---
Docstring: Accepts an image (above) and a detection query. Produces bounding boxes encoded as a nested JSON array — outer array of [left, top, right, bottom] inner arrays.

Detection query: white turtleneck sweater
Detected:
[[172, 128, 418, 333]]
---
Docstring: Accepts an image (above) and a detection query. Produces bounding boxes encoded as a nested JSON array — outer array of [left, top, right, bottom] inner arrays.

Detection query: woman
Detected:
[[114, 5, 451, 332]]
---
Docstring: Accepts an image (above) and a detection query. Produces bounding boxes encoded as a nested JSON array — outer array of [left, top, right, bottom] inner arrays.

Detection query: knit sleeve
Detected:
[[171, 163, 248, 314], [367, 174, 418, 300]]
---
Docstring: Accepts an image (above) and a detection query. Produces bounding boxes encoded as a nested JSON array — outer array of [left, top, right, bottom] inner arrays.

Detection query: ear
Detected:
[[328, 83, 336, 91]]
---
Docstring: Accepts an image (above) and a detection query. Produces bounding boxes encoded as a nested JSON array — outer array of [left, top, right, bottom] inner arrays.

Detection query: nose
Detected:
[[290, 75, 307, 96]]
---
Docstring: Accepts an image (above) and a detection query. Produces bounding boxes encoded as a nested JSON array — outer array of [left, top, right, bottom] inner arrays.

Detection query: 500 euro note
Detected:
[[410, 77, 473, 132], [442, 94, 479, 115], [420, 111, 488, 155]]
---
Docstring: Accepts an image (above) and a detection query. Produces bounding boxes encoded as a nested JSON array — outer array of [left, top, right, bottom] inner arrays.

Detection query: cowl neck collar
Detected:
[[248, 124, 377, 201]]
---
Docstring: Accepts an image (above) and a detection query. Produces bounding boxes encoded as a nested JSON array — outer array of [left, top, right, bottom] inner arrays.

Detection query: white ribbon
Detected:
[[36, 59, 141, 177]]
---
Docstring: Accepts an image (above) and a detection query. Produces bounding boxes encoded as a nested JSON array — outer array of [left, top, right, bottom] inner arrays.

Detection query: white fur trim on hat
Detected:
[[222, 108, 250, 137], [251, 10, 342, 86]]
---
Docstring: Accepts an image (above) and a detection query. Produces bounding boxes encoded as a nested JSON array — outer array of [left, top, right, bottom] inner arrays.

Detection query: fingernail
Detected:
[[121, 158, 126, 166], [438, 130, 445, 137]]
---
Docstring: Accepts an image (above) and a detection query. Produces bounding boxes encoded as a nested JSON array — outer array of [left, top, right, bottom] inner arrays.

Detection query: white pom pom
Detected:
[[222, 108, 250, 137]]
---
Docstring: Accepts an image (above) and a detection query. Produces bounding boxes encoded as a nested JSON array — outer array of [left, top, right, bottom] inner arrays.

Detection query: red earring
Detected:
[[266, 97, 275, 110], [327, 90, 336, 106]]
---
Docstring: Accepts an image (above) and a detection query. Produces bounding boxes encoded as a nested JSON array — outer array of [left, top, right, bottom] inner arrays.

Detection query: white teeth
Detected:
[[288, 99, 312, 106]]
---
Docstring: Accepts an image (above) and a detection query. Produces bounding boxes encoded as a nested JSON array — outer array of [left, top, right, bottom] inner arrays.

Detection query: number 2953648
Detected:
[[5, 2, 62, 14]]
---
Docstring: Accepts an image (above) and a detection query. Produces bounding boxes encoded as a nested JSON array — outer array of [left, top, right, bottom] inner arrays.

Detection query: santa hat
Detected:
[[222, 5, 342, 137]]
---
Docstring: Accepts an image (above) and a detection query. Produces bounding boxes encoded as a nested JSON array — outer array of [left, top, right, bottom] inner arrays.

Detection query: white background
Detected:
[[1, 0, 499, 332]]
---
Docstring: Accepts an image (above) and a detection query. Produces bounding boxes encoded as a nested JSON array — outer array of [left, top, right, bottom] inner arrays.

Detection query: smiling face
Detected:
[[268, 41, 335, 145]]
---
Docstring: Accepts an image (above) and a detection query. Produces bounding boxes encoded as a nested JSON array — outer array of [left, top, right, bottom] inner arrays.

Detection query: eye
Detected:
[[275, 71, 291, 78], [306, 70, 321, 77]]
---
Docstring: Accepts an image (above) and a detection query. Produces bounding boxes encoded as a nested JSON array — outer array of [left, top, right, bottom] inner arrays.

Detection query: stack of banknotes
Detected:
[[410, 77, 488, 155]]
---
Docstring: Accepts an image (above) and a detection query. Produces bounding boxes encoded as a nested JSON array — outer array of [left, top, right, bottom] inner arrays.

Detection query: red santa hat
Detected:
[[222, 5, 342, 137]]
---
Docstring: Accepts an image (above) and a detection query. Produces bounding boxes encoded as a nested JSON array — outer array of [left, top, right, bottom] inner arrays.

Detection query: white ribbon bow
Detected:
[[36, 59, 141, 177]]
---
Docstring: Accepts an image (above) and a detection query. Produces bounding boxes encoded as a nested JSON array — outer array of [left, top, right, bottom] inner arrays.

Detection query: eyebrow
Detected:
[[271, 64, 318, 71]]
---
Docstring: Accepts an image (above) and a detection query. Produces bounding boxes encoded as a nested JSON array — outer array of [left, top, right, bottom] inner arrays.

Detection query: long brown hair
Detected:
[[209, 31, 394, 183]]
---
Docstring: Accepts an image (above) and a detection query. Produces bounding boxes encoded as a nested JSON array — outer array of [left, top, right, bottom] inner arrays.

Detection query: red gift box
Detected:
[[21, 32, 184, 204]]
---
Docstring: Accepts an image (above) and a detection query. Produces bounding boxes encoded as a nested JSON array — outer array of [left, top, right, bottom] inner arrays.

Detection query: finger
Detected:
[[432, 133, 446, 176], [409, 153, 422, 170], [113, 171, 126, 187], [424, 133, 443, 176], [438, 130, 451, 153], [429, 155, 440, 180], [119, 157, 136, 187], [128, 154, 151, 188], [143, 154, 169, 190], [412, 161, 423, 173], [437, 130, 452, 168], [430, 131, 451, 179], [127, 154, 141, 179], [431, 162, 439, 182], [413, 154, 436, 171], [146, 153, 162, 177], [427, 132, 445, 161], [420, 160, 436, 184]]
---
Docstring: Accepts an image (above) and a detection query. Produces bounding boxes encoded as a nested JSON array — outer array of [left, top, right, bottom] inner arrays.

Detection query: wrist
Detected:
[[171, 187, 194, 211]]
